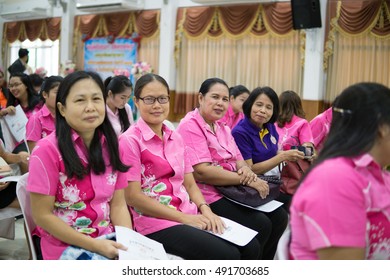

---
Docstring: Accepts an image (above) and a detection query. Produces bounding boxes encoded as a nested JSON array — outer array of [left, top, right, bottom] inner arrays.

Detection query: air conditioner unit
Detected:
[[76, 0, 144, 12], [0, 7, 52, 20]]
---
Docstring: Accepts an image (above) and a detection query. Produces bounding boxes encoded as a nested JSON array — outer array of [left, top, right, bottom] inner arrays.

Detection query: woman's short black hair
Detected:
[[229, 85, 249, 98], [133, 73, 169, 99], [242, 86, 279, 124]]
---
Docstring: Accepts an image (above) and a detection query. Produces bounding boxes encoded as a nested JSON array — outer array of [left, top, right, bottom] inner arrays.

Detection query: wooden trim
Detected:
[[302, 100, 325, 121]]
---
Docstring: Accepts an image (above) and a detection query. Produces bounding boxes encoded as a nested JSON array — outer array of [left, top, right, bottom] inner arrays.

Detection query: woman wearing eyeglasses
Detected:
[[119, 74, 260, 259], [0, 72, 42, 165]]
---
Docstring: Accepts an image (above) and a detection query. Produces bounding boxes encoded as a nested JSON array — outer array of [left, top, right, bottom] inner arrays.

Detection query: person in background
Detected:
[[310, 106, 333, 152], [217, 85, 250, 130], [290, 82, 390, 260], [0, 72, 42, 155], [27, 70, 131, 260], [29, 73, 44, 94], [276, 90, 314, 154], [176, 78, 288, 260], [231, 87, 305, 211], [104, 75, 134, 136], [120, 73, 260, 259], [26, 75, 64, 152], [8, 48, 30, 76], [0, 139, 29, 210]]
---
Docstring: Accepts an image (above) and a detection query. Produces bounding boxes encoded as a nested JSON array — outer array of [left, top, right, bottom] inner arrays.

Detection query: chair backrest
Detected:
[[274, 224, 291, 260], [15, 172, 37, 260]]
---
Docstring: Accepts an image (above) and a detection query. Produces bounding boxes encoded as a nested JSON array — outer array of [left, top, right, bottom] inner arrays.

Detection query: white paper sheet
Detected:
[[206, 217, 258, 246], [224, 197, 284, 212], [3, 105, 28, 142], [115, 226, 168, 260]]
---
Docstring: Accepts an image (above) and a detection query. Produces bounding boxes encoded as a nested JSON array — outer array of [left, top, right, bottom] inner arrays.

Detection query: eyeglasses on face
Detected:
[[138, 96, 170, 105], [8, 82, 23, 89]]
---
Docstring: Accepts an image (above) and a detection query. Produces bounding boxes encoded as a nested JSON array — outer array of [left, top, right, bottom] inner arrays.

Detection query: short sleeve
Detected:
[[119, 133, 142, 182], [27, 139, 60, 196]]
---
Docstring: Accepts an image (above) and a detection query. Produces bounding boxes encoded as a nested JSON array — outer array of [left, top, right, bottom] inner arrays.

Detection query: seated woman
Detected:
[[217, 85, 250, 129], [0, 72, 42, 155], [231, 87, 305, 210], [27, 71, 131, 260], [119, 74, 260, 260], [104, 75, 134, 136], [176, 77, 288, 260], [310, 107, 333, 152], [276, 90, 314, 154], [274, 90, 315, 203], [26, 75, 63, 152], [290, 82, 390, 260]]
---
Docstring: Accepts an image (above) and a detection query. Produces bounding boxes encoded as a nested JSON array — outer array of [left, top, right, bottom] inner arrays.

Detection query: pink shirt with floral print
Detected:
[[290, 154, 390, 260], [27, 131, 128, 260], [119, 118, 198, 235], [176, 108, 244, 204]]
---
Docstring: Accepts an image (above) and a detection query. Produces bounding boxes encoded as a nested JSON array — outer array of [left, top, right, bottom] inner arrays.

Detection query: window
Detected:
[[9, 39, 60, 76]]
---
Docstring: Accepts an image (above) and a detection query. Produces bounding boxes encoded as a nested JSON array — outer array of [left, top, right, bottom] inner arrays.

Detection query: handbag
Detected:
[[280, 159, 310, 195], [215, 175, 282, 207], [280, 136, 312, 195]]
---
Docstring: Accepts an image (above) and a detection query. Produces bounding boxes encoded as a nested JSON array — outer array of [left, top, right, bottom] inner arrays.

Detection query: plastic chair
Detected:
[[15, 172, 38, 260], [274, 223, 291, 260], [0, 208, 23, 239]]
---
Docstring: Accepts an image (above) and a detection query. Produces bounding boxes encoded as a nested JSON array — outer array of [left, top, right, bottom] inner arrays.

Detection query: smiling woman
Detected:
[[119, 73, 260, 260], [176, 77, 288, 260]]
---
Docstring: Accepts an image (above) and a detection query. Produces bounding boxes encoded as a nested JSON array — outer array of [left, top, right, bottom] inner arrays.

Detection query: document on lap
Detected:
[[204, 217, 258, 246], [3, 105, 28, 142], [224, 197, 284, 213], [115, 226, 169, 260]]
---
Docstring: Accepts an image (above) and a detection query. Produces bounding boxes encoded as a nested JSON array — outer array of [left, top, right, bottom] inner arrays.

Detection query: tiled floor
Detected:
[[0, 219, 30, 260]]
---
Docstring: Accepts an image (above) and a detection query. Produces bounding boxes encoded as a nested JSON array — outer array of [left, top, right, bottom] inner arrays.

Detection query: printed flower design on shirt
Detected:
[[74, 216, 96, 234], [98, 201, 110, 228], [106, 172, 117, 186], [59, 172, 86, 210], [135, 164, 174, 214], [56, 209, 78, 224], [368, 221, 390, 259]]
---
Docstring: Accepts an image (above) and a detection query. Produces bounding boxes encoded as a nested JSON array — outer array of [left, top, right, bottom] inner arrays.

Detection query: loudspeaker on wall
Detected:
[[291, 0, 322, 30]]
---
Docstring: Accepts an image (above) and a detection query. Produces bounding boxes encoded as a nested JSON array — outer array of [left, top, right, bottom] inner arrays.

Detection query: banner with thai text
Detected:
[[84, 37, 137, 80]]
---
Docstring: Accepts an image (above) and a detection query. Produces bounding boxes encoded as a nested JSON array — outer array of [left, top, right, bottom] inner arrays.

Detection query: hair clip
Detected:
[[333, 107, 352, 115]]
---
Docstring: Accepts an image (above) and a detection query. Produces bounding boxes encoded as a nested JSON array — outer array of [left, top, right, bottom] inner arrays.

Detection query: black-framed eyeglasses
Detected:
[[8, 82, 23, 89], [138, 96, 170, 105]]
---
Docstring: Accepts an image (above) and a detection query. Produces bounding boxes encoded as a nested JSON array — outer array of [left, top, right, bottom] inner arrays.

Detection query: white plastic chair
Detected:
[[0, 208, 23, 239], [15, 172, 38, 260], [163, 120, 176, 130], [274, 223, 291, 260]]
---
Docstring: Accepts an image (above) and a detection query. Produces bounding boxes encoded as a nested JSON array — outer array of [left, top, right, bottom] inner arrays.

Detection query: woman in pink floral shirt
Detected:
[[27, 71, 132, 260], [291, 82, 390, 259], [120, 74, 260, 259]]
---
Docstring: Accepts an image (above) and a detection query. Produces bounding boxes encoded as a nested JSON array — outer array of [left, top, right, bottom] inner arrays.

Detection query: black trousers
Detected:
[[0, 181, 17, 209], [210, 197, 288, 260], [147, 224, 260, 260]]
